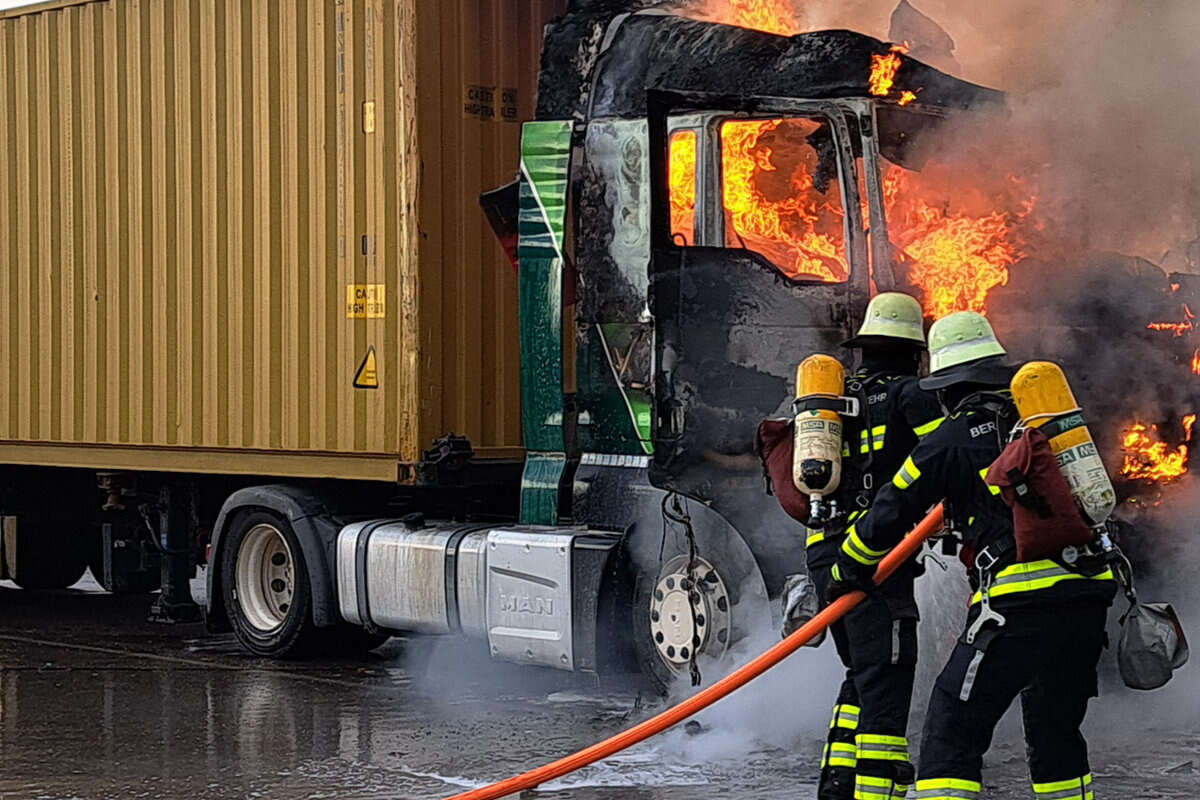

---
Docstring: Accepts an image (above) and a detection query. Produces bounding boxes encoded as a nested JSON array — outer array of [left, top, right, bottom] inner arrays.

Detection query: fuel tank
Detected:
[[336, 520, 619, 672]]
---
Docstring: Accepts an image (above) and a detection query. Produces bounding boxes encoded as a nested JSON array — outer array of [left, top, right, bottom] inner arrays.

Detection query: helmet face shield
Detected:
[[920, 356, 1015, 391]]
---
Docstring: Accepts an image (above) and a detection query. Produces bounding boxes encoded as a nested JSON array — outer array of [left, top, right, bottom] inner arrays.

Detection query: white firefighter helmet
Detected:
[[919, 311, 1012, 390], [844, 292, 927, 348]]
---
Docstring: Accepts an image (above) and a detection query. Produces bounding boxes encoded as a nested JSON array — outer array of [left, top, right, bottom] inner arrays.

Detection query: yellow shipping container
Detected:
[[0, 0, 564, 482]]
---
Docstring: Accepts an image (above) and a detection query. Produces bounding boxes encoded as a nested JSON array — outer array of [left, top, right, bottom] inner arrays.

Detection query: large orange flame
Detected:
[[718, 0, 801, 35], [884, 166, 1025, 317], [669, 130, 698, 244], [721, 119, 850, 282], [671, 0, 1027, 313], [1121, 415, 1195, 483], [869, 44, 909, 97]]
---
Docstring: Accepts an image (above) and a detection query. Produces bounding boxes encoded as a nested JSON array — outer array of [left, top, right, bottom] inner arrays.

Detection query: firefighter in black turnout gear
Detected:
[[793, 292, 944, 800], [829, 312, 1117, 800]]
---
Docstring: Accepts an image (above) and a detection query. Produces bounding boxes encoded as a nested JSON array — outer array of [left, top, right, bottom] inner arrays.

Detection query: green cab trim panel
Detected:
[[518, 120, 572, 456], [519, 451, 567, 525], [518, 120, 572, 523]]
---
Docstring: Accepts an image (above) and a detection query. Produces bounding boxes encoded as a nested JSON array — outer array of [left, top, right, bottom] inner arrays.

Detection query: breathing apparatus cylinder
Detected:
[[1010, 361, 1116, 527], [793, 355, 846, 523]]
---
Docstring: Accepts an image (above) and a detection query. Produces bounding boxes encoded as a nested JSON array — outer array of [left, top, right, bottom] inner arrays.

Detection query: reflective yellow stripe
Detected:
[[893, 456, 921, 490], [807, 528, 828, 547], [823, 741, 858, 768], [857, 733, 911, 762], [842, 525, 887, 566], [856, 774, 896, 800], [859, 425, 887, 453], [970, 562, 1115, 604], [979, 467, 1001, 496], [831, 564, 844, 581], [913, 777, 981, 799], [1033, 774, 1093, 799], [914, 416, 945, 437], [1034, 775, 1093, 793], [830, 704, 861, 730]]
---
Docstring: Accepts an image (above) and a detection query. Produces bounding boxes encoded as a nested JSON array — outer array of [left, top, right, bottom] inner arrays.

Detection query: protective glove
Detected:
[[825, 556, 877, 602], [781, 573, 826, 645]]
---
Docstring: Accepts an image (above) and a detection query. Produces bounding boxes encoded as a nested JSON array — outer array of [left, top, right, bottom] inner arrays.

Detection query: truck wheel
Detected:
[[221, 511, 318, 658], [631, 531, 769, 693]]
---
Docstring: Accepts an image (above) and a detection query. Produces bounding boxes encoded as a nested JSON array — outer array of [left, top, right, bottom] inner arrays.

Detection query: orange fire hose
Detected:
[[445, 504, 946, 800]]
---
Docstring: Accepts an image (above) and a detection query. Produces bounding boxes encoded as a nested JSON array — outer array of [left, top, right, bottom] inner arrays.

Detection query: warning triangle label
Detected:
[[353, 346, 379, 390]]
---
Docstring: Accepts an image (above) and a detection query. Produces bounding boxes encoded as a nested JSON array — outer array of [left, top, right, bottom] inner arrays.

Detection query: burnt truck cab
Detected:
[[503, 14, 1004, 682], [529, 17, 1002, 578]]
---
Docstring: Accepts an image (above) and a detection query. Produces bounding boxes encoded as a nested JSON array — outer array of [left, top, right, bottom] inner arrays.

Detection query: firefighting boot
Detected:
[[817, 767, 856, 800]]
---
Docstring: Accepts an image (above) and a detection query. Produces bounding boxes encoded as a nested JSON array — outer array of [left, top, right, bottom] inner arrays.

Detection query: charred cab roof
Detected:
[[537, 12, 1005, 121]]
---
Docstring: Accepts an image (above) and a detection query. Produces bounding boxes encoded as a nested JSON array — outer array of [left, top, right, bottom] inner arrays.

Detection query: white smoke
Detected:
[[683, 0, 1200, 273]]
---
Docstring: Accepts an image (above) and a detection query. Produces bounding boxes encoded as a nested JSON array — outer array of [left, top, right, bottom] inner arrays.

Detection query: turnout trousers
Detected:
[[914, 601, 1109, 800], [813, 565, 918, 800]]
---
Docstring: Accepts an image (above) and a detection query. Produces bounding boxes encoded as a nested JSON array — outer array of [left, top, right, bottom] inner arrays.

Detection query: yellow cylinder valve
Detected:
[[793, 354, 847, 523], [1011, 361, 1116, 526]]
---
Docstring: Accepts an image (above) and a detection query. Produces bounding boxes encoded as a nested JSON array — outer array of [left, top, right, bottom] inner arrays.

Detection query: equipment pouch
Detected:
[[1118, 601, 1190, 690], [986, 427, 1094, 562], [755, 418, 810, 524]]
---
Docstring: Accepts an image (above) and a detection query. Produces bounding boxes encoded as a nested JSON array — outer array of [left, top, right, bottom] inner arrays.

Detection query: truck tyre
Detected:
[[221, 510, 320, 658], [629, 517, 770, 693]]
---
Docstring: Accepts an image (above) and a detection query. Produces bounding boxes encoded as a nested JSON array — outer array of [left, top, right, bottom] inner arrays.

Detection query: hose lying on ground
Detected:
[[445, 504, 947, 800]]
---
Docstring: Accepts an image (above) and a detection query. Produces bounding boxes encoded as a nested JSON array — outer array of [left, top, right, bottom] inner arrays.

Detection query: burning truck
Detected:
[[0, 0, 1193, 692]]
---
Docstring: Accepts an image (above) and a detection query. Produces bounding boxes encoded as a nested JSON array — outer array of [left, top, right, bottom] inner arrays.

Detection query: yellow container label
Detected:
[[346, 284, 387, 319]]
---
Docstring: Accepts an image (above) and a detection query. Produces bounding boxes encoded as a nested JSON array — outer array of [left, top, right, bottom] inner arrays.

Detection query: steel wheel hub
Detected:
[[648, 554, 732, 671], [234, 523, 295, 633]]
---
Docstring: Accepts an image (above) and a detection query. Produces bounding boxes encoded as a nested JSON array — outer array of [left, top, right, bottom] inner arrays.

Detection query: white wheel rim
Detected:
[[234, 524, 295, 633], [648, 554, 732, 672]]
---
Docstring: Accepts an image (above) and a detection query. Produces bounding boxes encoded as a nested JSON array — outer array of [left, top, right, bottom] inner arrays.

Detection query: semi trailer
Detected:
[[3, 0, 1192, 688]]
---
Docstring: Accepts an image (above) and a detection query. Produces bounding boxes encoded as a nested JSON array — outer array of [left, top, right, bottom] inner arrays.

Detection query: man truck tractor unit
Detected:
[[0, 0, 1063, 687]]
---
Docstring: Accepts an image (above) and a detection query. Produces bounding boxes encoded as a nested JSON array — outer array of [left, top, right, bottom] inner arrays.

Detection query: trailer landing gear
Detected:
[[147, 484, 202, 624]]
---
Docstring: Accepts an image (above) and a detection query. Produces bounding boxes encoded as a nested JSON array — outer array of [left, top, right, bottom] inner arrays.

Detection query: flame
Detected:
[[1120, 417, 1194, 483], [720, 119, 849, 282], [1192, 348, 1200, 376], [718, 0, 801, 35], [885, 167, 1023, 318], [670, 130, 698, 244], [869, 44, 908, 97], [898, 90, 918, 106], [1148, 303, 1196, 337]]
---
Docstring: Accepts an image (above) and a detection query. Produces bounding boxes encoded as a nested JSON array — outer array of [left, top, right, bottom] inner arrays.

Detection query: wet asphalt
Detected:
[[0, 573, 1196, 800]]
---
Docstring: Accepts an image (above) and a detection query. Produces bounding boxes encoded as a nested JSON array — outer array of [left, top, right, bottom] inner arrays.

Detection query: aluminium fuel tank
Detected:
[[335, 519, 618, 672]]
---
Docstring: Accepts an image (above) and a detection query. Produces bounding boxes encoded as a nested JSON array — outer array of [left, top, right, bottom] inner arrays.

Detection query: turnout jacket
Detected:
[[838, 393, 1116, 611], [806, 361, 943, 570]]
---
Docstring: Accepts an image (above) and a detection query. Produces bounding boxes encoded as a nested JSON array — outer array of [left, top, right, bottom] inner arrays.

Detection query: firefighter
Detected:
[[829, 311, 1118, 800], [789, 292, 944, 800]]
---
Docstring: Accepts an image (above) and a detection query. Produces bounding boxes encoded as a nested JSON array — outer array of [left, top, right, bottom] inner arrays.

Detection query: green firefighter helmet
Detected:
[[844, 292, 926, 348], [919, 311, 1012, 390]]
